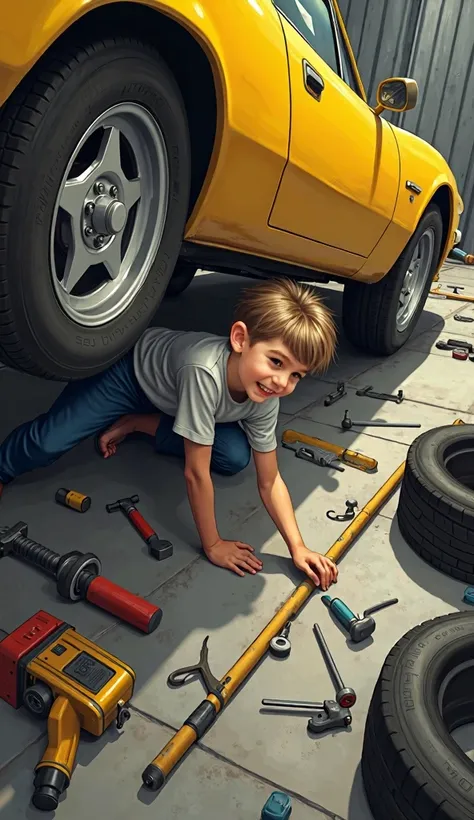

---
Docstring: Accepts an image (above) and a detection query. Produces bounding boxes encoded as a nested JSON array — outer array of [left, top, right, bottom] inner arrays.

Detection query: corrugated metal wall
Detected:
[[339, 0, 474, 248]]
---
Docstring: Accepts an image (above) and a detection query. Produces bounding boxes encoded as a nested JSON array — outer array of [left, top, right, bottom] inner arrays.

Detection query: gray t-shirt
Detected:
[[133, 327, 279, 452]]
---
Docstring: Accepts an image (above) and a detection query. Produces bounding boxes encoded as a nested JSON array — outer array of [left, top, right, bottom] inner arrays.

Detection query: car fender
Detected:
[[0, 0, 291, 256], [389, 124, 461, 243], [0, 1, 227, 105]]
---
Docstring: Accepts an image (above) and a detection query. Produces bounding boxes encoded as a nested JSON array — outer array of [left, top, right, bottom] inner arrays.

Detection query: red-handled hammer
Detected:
[[106, 495, 173, 561]]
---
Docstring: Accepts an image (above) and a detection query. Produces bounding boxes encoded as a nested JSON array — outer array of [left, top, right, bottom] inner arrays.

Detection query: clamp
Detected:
[[356, 385, 404, 404], [326, 499, 358, 522], [262, 624, 355, 733], [282, 441, 344, 472], [324, 382, 346, 406]]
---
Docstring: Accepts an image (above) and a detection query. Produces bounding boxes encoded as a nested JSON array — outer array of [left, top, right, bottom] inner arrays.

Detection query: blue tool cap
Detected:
[[261, 791, 292, 818]]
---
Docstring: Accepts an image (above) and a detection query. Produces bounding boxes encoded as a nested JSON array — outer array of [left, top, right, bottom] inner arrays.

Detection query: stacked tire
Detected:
[[361, 612, 474, 820], [397, 424, 474, 584]]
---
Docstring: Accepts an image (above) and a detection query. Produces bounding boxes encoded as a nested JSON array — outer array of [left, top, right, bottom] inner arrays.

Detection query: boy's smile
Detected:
[[227, 322, 308, 403]]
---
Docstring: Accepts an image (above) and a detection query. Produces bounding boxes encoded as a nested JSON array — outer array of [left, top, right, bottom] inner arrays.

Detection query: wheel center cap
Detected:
[[92, 195, 127, 235]]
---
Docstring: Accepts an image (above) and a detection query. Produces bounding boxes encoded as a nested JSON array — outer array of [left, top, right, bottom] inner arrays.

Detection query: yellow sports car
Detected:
[[0, 0, 463, 379]]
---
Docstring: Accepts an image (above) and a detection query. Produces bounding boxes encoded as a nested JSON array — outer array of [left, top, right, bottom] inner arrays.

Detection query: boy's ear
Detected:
[[229, 321, 249, 353]]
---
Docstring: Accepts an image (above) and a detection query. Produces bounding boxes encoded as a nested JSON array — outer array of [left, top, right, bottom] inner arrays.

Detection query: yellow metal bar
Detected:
[[282, 428, 378, 473], [142, 419, 465, 792], [429, 288, 474, 303]]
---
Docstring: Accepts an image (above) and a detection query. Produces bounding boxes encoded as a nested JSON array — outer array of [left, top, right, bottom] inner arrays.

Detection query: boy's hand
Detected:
[[204, 539, 263, 577], [292, 546, 338, 590]]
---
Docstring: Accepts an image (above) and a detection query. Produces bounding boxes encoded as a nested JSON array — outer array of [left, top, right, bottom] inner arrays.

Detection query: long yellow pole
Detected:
[[141, 419, 465, 792], [429, 287, 474, 303]]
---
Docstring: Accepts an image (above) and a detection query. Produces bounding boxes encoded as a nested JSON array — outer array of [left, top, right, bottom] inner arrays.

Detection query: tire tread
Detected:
[[0, 33, 176, 378]]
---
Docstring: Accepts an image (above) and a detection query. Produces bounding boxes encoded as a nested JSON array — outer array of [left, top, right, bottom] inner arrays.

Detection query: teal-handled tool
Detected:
[[321, 595, 398, 642], [261, 791, 292, 818]]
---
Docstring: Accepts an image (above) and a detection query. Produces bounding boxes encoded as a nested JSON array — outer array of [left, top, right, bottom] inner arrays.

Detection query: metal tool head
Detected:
[[307, 700, 352, 733], [337, 687, 357, 708], [106, 494, 140, 513], [349, 617, 376, 643], [0, 522, 28, 557]]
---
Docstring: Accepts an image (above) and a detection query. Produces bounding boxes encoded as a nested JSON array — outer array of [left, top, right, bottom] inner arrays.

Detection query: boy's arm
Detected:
[[253, 449, 338, 590], [183, 439, 263, 577]]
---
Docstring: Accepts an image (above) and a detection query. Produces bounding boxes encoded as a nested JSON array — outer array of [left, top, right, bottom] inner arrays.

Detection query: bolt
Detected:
[[110, 185, 118, 198], [84, 226, 94, 237], [94, 235, 105, 248], [84, 201, 95, 215], [94, 181, 105, 195]]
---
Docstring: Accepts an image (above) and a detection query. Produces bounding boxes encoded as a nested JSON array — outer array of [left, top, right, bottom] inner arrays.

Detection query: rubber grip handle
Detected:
[[329, 598, 356, 630], [129, 509, 155, 541], [86, 576, 162, 633]]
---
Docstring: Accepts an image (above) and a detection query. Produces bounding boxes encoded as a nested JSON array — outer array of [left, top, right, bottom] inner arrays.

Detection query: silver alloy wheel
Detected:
[[50, 103, 169, 326], [396, 227, 436, 332]]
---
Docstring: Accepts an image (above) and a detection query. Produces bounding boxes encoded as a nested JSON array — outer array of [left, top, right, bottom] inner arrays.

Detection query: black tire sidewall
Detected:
[[385, 614, 474, 814], [385, 205, 443, 351], [411, 425, 474, 518], [6, 41, 190, 378], [165, 261, 198, 297]]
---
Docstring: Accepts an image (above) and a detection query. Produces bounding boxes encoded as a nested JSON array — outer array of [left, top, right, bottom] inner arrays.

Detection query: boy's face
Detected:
[[229, 322, 308, 403]]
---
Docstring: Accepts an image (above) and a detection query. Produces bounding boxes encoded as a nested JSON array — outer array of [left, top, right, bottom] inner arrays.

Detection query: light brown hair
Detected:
[[234, 278, 337, 374]]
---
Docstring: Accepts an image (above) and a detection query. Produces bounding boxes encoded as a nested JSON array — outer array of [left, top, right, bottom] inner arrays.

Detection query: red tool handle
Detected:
[[86, 576, 162, 634], [129, 509, 155, 541]]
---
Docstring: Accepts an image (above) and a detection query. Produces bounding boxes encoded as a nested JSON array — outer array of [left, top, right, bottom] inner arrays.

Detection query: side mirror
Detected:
[[374, 77, 418, 115]]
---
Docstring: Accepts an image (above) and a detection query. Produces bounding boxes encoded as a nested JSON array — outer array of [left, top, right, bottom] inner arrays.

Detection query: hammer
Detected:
[[106, 495, 173, 561]]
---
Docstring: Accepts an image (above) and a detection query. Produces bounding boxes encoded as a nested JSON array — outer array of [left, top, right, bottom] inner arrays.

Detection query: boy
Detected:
[[0, 278, 338, 589]]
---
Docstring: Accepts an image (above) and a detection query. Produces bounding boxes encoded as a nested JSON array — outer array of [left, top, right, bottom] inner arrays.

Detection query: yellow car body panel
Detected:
[[268, 17, 400, 259], [0, 0, 463, 282]]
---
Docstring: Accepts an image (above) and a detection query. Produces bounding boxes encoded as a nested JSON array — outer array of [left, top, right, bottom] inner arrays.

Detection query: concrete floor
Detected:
[[1, 263, 474, 819]]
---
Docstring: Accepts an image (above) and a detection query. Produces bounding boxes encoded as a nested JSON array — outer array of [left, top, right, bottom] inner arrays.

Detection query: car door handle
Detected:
[[303, 60, 324, 101]]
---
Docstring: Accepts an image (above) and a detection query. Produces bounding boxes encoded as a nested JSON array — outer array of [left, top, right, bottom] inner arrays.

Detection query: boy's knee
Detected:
[[215, 443, 251, 476]]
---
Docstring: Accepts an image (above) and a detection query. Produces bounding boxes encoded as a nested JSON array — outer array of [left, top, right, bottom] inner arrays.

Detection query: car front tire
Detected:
[[0, 34, 190, 379], [342, 205, 443, 356]]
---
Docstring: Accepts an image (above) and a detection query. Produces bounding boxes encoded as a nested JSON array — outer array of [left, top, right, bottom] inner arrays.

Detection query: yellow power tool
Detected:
[[0, 610, 135, 811]]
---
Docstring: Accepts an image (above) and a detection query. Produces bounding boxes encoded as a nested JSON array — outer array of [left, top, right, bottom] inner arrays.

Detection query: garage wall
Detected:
[[339, 0, 474, 250], [338, 0, 422, 112]]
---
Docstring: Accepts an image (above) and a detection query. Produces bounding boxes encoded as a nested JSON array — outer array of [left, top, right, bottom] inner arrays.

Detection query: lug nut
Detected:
[[94, 235, 105, 248], [84, 226, 94, 237], [84, 201, 95, 215], [110, 185, 118, 198], [94, 181, 105, 195]]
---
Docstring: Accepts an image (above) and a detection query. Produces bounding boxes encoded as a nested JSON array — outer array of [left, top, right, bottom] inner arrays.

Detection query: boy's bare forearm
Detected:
[[258, 473, 306, 556], [185, 471, 220, 550]]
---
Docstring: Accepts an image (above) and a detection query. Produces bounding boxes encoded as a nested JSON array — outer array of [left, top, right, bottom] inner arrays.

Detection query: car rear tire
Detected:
[[397, 424, 474, 584], [362, 611, 474, 820], [0, 35, 190, 380], [165, 261, 198, 297], [342, 205, 443, 356]]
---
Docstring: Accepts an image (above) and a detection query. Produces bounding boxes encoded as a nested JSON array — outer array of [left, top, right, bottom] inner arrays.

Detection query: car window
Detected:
[[274, 0, 339, 75]]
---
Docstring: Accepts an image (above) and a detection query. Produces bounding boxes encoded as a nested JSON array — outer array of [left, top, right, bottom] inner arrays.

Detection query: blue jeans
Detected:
[[0, 351, 251, 483]]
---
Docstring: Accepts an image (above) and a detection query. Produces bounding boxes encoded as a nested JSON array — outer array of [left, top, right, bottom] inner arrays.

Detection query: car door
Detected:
[[269, 0, 400, 259]]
